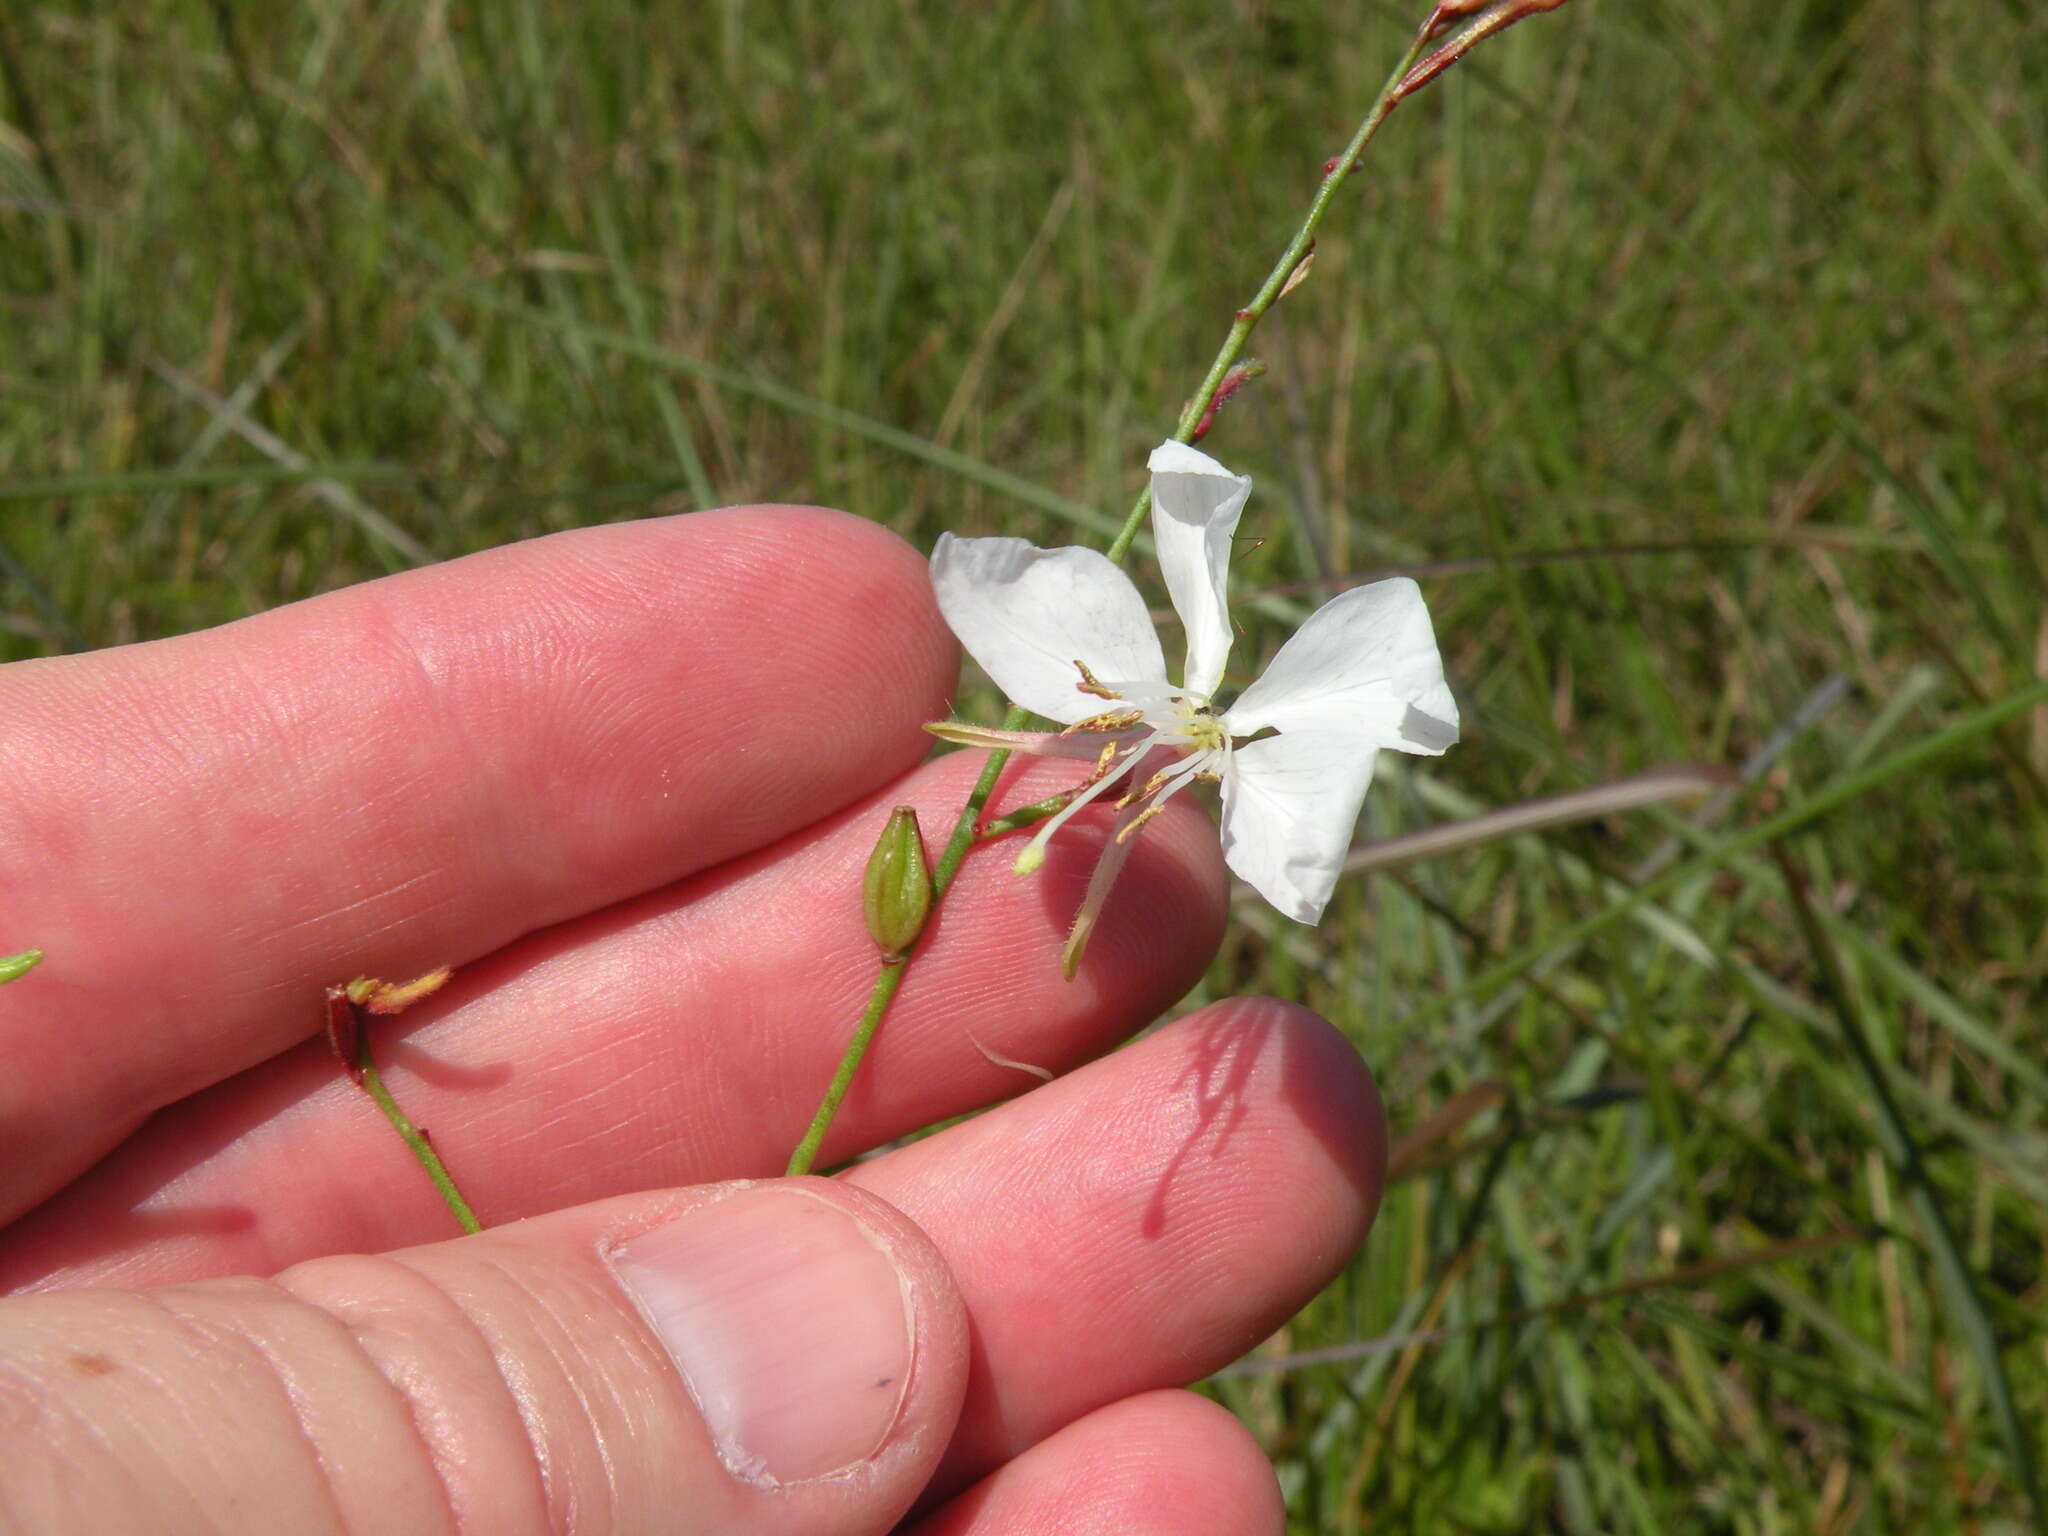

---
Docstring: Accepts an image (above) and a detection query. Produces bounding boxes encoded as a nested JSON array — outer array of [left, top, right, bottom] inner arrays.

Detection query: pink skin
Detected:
[[0, 508, 1386, 1526], [904, 1392, 1286, 1536]]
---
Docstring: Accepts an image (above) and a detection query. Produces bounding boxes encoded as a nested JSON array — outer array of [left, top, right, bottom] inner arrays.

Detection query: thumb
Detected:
[[1, 1179, 967, 1535]]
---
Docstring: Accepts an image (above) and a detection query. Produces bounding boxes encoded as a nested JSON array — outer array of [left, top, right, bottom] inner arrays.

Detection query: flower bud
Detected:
[[864, 806, 933, 961]]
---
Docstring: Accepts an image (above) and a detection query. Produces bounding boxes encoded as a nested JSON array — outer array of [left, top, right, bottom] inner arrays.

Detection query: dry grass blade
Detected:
[[1343, 762, 1729, 877], [146, 356, 433, 567], [1386, 1081, 1508, 1183]]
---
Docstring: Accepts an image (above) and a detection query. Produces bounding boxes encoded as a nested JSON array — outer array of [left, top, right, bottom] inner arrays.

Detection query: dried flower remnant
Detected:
[[930, 441, 1457, 974], [323, 966, 479, 1232], [349, 968, 453, 1015], [324, 967, 453, 1078]]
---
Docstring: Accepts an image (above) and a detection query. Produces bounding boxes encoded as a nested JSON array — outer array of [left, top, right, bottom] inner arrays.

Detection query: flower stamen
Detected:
[[1114, 803, 1166, 844], [1072, 659, 1122, 701], [1013, 744, 1147, 875], [1061, 707, 1145, 737]]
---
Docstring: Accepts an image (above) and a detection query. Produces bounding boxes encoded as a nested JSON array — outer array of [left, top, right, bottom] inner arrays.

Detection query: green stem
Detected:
[[354, 1022, 483, 1234], [928, 705, 1032, 901], [1103, 24, 1434, 566], [975, 791, 1073, 841], [786, 704, 1027, 1176], [784, 961, 909, 1177], [788, 18, 1437, 1176]]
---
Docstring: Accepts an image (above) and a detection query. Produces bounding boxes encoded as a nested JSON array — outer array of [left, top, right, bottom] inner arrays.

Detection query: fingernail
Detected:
[[608, 1186, 914, 1487]]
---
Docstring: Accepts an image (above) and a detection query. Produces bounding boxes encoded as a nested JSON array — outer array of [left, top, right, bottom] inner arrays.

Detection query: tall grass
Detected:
[[4, 1, 2044, 1527]]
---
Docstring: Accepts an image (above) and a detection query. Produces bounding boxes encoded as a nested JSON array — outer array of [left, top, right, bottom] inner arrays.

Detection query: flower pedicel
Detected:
[[929, 440, 1459, 975]]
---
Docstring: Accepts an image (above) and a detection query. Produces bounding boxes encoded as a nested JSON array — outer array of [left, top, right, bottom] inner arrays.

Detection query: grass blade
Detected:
[[1773, 840, 2042, 1521]]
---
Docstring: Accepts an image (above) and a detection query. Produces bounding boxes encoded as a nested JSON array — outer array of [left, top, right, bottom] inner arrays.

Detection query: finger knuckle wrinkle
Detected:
[[278, 1251, 550, 1531]]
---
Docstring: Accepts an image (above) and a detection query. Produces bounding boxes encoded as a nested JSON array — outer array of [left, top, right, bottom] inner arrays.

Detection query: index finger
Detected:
[[0, 507, 956, 1221]]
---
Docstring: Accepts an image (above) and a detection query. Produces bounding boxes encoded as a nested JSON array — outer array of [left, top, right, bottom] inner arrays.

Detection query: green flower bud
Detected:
[[864, 806, 932, 962], [0, 949, 44, 985]]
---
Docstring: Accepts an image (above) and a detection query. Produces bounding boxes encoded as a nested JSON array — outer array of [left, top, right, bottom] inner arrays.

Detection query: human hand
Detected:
[[0, 508, 1386, 1533]]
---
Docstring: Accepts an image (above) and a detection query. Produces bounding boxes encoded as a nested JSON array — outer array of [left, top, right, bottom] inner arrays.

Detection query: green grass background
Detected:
[[4, 1, 2045, 1528]]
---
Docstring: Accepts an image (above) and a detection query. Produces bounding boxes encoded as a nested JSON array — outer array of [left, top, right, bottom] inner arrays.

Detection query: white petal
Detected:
[[1147, 440, 1252, 700], [1221, 577, 1457, 755], [930, 534, 1168, 724], [1220, 729, 1378, 923]]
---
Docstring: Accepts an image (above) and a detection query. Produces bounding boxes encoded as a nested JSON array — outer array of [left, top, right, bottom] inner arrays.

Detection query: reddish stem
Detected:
[[1404, 0, 1572, 98], [323, 985, 363, 1080]]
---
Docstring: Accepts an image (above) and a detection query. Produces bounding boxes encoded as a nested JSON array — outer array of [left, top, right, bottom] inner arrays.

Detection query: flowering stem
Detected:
[[789, 9, 1447, 1176], [1103, 22, 1434, 567]]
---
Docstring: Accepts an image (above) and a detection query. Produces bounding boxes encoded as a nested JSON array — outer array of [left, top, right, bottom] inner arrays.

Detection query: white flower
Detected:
[[929, 440, 1458, 970]]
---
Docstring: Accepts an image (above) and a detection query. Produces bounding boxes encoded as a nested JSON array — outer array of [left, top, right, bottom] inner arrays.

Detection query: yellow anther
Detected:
[[1114, 804, 1167, 844], [1072, 659, 1123, 701], [1061, 707, 1145, 738], [1121, 768, 1175, 807]]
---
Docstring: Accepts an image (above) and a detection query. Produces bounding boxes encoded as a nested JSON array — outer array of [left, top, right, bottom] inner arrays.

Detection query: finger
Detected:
[[0, 1180, 966, 1536], [904, 1391, 1282, 1536], [12, 996, 1376, 1526], [845, 997, 1385, 1495], [0, 507, 956, 1221], [0, 751, 1226, 1291]]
